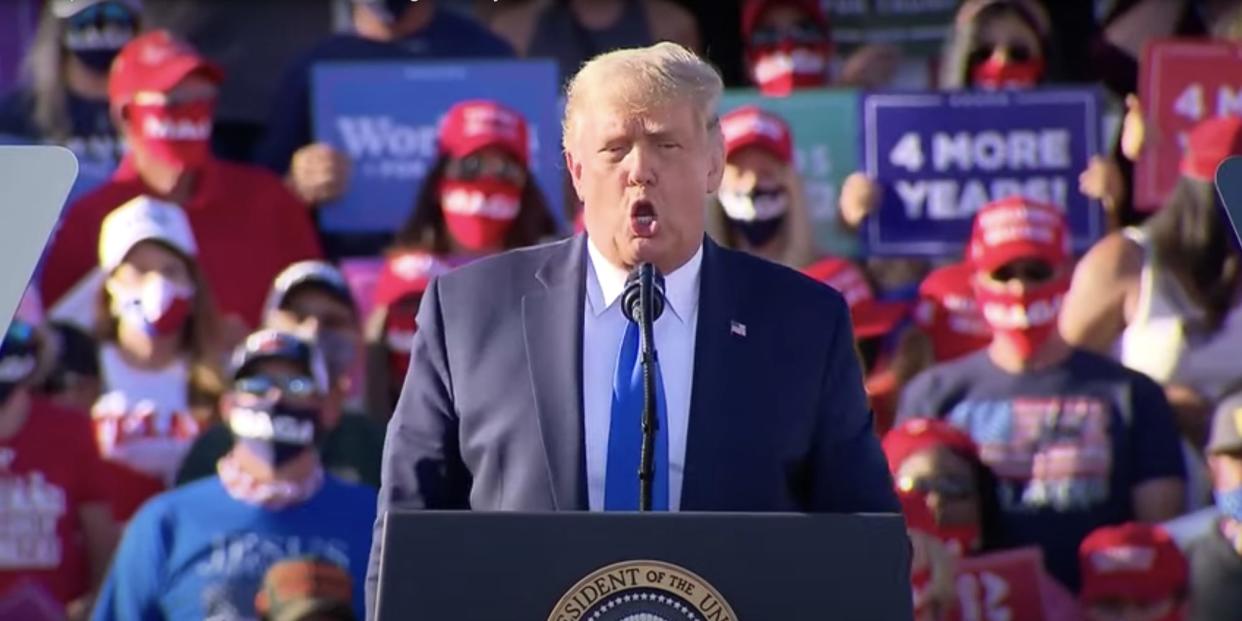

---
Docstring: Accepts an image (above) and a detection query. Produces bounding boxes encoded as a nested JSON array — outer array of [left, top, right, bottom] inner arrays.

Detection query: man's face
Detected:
[[225, 359, 323, 417], [568, 98, 724, 274]]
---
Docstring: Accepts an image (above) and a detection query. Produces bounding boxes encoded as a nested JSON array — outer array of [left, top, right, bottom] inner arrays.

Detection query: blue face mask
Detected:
[[1216, 486, 1242, 522], [62, 1, 138, 73]]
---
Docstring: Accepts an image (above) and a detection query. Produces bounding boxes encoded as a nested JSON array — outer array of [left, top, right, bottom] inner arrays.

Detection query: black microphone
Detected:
[[621, 262, 664, 512], [621, 264, 666, 325]]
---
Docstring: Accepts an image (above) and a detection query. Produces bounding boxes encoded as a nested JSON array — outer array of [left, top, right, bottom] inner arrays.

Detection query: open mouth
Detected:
[[630, 200, 657, 237]]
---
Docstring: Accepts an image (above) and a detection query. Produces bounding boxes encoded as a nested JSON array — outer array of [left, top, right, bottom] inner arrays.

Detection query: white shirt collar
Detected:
[[586, 237, 702, 324]]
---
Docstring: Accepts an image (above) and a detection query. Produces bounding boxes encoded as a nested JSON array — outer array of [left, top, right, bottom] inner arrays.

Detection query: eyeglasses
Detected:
[[990, 260, 1055, 284], [896, 475, 976, 501], [444, 155, 527, 186], [749, 22, 828, 47], [234, 375, 319, 399], [968, 43, 1036, 67]]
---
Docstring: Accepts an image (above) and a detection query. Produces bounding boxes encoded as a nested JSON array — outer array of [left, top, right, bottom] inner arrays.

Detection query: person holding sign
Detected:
[[1078, 523, 1189, 621], [1061, 115, 1242, 506], [940, 0, 1053, 90], [706, 105, 815, 268], [391, 99, 559, 261], [897, 196, 1186, 591]]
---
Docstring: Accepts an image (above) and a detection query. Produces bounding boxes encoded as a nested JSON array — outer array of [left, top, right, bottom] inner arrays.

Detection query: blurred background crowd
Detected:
[[3, 0, 1242, 619]]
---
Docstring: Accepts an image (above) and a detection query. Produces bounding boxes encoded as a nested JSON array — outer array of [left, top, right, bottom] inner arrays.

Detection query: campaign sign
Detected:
[[821, 0, 958, 57], [719, 88, 862, 257], [1136, 39, 1242, 211], [862, 88, 1103, 256], [312, 59, 563, 234], [948, 548, 1047, 621]]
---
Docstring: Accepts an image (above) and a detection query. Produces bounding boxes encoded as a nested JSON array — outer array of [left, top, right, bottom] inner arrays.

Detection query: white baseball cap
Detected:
[[98, 195, 198, 272]]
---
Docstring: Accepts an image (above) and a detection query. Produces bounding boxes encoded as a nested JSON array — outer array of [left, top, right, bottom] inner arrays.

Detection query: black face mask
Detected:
[[62, 1, 138, 73], [719, 187, 790, 248], [228, 401, 321, 468]]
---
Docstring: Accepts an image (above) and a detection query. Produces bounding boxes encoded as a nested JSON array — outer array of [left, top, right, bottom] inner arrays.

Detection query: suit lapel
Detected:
[[681, 238, 743, 510], [522, 235, 588, 510]]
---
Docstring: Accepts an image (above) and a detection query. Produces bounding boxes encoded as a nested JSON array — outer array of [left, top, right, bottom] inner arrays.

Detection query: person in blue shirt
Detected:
[[91, 330, 377, 621], [253, 0, 514, 212]]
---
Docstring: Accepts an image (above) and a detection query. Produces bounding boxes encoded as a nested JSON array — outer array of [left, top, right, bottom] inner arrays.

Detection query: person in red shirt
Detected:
[[39, 29, 322, 334], [0, 319, 116, 620]]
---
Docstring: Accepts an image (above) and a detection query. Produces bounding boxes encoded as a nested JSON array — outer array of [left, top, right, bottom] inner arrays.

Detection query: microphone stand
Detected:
[[637, 263, 659, 512]]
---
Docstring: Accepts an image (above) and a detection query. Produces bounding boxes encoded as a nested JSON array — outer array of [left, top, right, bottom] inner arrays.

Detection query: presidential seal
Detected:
[[548, 560, 738, 621]]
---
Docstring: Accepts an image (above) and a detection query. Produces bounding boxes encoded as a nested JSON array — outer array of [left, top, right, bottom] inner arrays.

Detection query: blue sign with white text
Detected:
[[862, 89, 1104, 256], [312, 59, 564, 233]]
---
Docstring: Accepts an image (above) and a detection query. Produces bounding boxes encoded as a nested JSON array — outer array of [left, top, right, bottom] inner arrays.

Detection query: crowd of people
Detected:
[[2, 0, 1242, 619]]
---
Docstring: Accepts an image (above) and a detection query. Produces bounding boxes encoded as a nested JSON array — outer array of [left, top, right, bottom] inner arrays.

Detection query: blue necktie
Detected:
[[604, 320, 669, 510]]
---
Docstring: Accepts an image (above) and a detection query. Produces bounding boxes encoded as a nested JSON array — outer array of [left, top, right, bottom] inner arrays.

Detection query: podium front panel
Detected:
[[376, 511, 912, 620]]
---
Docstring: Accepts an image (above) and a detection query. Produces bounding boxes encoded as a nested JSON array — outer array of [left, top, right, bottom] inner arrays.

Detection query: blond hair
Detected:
[[562, 41, 723, 153]]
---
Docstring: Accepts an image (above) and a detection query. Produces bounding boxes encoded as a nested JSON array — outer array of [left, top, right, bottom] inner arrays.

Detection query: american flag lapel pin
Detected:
[[730, 320, 747, 337]]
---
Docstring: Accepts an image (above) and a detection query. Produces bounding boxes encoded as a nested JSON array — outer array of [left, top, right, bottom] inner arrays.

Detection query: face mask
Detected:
[[439, 178, 522, 252], [315, 330, 356, 385], [748, 41, 831, 96], [975, 274, 1068, 360], [384, 312, 417, 383], [126, 100, 215, 170], [1216, 486, 1242, 523], [228, 400, 321, 469], [719, 186, 789, 247], [62, 3, 137, 73], [934, 523, 982, 556], [971, 57, 1044, 89], [0, 348, 37, 408], [109, 276, 195, 338]]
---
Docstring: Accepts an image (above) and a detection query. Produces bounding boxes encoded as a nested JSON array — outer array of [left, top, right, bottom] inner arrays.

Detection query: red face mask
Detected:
[[126, 99, 214, 169], [975, 274, 1068, 360], [439, 178, 522, 252], [384, 311, 417, 382], [935, 523, 982, 557], [971, 57, 1044, 89], [747, 41, 831, 96]]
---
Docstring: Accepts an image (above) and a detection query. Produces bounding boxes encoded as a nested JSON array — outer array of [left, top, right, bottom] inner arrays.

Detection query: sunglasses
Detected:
[[234, 375, 318, 399], [968, 43, 1036, 67], [896, 475, 976, 501], [444, 154, 527, 186], [990, 260, 1055, 284], [750, 22, 828, 48], [66, 2, 139, 29]]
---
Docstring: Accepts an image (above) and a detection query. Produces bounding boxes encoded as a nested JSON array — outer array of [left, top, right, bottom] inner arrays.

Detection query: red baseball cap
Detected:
[[803, 257, 908, 339], [915, 262, 992, 362], [374, 251, 451, 308], [881, 418, 980, 475], [1079, 523, 1188, 604], [967, 196, 1069, 274], [720, 105, 793, 164], [438, 99, 529, 167], [1180, 116, 1242, 182], [741, 0, 829, 41], [108, 30, 224, 106]]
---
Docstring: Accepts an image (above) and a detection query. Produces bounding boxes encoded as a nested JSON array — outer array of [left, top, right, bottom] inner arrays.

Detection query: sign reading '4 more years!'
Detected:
[[311, 59, 564, 234], [862, 89, 1104, 256], [1136, 39, 1242, 211]]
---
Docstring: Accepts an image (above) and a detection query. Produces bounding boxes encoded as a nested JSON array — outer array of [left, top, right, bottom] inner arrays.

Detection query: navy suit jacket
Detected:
[[366, 235, 899, 614]]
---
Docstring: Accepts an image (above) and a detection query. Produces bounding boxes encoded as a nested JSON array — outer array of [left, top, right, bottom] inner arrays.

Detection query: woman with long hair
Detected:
[[90, 195, 225, 521], [393, 99, 560, 260], [1061, 116, 1242, 511], [0, 1, 139, 187], [706, 105, 816, 268], [938, 0, 1053, 91]]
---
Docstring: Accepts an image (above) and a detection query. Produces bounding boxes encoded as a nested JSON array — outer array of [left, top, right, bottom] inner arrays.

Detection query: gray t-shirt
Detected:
[[1186, 520, 1242, 621]]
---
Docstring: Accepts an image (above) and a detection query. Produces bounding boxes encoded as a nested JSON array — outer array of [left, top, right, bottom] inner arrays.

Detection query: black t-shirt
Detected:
[[0, 87, 123, 201], [897, 349, 1186, 590], [1186, 520, 1242, 621]]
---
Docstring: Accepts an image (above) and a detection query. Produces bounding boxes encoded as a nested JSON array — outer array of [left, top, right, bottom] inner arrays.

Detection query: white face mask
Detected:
[[717, 186, 790, 223], [108, 275, 196, 337]]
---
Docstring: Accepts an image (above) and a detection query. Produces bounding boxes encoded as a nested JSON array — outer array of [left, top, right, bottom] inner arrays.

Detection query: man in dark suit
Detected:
[[367, 41, 899, 613]]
